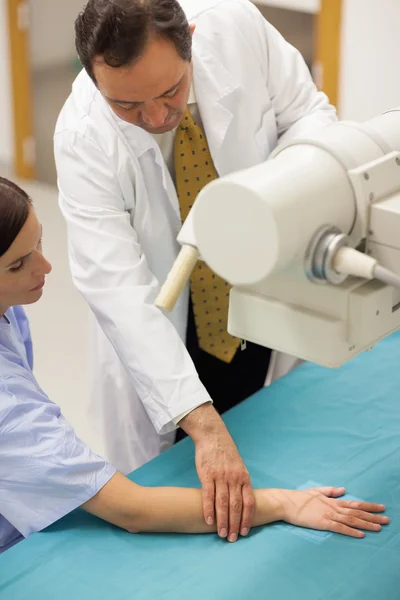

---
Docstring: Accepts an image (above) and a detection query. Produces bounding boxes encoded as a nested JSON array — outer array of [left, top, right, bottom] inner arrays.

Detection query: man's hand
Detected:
[[277, 486, 389, 538], [195, 430, 254, 543], [178, 403, 254, 543]]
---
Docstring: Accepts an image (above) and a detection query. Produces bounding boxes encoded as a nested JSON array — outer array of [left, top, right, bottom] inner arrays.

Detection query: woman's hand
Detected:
[[279, 486, 390, 538]]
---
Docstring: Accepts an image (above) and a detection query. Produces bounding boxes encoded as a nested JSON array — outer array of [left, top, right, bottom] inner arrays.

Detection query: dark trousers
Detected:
[[175, 297, 271, 442]]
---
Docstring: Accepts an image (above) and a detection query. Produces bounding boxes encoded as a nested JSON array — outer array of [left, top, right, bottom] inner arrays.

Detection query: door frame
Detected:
[[314, 0, 343, 110], [7, 0, 35, 179]]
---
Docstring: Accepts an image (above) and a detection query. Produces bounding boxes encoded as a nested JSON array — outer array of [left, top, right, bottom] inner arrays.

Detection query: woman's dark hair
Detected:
[[0, 177, 31, 257], [75, 0, 192, 83]]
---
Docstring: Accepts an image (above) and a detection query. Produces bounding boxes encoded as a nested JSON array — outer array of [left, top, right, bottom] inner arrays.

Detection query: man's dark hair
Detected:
[[0, 178, 31, 257], [75, 0, 192, 82]]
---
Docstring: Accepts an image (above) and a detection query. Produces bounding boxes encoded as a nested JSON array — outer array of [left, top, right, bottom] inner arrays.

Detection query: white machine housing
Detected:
[[177, 109, 400, 368]]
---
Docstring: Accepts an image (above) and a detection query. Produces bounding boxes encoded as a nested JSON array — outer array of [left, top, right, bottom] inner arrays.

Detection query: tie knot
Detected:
[[179, 108, 196, 131]]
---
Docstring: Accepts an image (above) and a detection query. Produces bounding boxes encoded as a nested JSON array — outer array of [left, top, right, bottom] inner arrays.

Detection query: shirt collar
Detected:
[[188, 82, 196, 105]]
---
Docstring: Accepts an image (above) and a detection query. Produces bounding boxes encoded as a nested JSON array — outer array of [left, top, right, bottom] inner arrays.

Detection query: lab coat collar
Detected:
[[191, 36, 242, 176]]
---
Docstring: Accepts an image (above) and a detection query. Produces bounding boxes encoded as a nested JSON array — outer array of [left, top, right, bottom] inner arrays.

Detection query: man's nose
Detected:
[[142, 102, 169, 128]]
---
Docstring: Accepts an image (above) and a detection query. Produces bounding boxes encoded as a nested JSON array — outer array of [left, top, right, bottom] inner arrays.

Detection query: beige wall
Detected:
[[255, 3, 315, 68], [253, 0, 319, 13], [339, 0, 400, 120], [29, 0, 85, 70]]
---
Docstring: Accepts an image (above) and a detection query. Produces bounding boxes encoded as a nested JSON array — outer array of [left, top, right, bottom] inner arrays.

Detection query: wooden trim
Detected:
[[314, 0, 343, 110], [7, 0, 35, 179]]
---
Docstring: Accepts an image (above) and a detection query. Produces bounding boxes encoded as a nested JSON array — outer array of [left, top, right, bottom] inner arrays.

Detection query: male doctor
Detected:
[[54, 0, 337, 543]]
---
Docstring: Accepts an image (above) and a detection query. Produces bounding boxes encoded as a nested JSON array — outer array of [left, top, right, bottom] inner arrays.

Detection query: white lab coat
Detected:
[[54, 0, 337, 474]]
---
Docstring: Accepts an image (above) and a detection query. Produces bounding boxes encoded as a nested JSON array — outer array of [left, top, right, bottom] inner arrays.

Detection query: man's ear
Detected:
[[189, 23, 196, 36]]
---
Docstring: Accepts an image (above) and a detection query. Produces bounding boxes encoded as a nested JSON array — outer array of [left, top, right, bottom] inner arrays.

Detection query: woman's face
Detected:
[[0, 208, 52, 313]]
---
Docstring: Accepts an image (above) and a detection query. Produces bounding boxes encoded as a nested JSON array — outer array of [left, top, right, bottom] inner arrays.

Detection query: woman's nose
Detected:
[[34, 252, 52, 276]]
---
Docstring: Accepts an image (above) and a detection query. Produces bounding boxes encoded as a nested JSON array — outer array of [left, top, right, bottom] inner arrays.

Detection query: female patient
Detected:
[[0, 177, 389, 553]]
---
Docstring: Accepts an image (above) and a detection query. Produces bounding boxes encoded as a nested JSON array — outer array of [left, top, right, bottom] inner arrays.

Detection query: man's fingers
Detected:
[[227, 485, 243, 542], [240, 484, 255, 537], [215, 481, 229, 538], [202, 481, 216, 526]]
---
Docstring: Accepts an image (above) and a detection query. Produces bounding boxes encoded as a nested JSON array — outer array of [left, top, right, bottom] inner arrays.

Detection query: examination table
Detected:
[[1, 332, 400, 599]]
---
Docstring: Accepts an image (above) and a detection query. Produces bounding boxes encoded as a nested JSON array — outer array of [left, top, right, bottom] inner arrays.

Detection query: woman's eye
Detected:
[[10, 261, 25, 273]]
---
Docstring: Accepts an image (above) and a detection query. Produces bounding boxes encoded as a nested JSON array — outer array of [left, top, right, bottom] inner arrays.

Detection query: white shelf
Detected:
[[252, 0, 320, 14]]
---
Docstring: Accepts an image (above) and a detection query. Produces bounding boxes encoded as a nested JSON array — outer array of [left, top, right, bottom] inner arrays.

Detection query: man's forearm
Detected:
[[82, 472, 283, 534], [178, 402, 229, 442]]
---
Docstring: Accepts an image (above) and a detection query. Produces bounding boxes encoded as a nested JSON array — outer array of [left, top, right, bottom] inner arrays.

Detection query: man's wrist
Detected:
[[178, 402, 228, 444], [173, 401, 207, 426]]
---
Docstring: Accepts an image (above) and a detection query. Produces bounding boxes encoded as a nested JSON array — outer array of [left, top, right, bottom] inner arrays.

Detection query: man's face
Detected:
[[93, 28, 194, 134]]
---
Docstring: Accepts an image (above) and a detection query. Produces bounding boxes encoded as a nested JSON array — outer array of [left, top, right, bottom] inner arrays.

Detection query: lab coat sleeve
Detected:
[[0, 375, 116, 539], [245, 1, 337, 143], [54, 131, 211, 434]]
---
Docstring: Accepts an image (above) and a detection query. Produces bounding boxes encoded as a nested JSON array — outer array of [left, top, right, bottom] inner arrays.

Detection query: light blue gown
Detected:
[[0, 306, 116, 553]]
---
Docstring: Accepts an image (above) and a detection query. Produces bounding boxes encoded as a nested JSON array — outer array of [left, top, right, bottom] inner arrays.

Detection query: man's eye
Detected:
[[116, 103, 138, 112], [164, 88, 179, 99]]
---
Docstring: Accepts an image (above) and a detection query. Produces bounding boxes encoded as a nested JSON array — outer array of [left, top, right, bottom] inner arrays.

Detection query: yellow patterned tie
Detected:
[[174, 108, 240, 363]]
